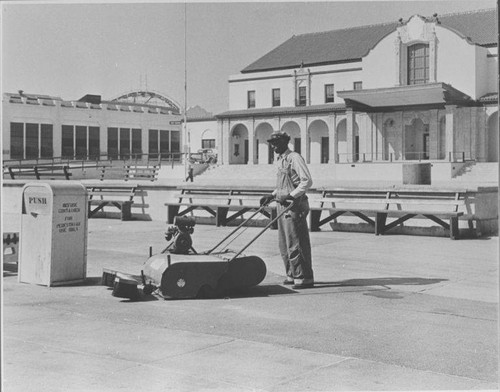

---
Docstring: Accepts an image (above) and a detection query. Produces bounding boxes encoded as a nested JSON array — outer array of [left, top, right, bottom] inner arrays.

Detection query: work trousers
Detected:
[[277, 197, 313, 281]]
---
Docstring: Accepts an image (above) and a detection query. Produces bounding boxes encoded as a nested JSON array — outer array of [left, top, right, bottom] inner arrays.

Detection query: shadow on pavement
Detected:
[[219, 284, 296, 299], [313, 277, 447, 288]]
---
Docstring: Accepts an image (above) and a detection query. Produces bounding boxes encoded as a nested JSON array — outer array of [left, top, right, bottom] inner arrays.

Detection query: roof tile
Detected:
[[242, 8, 497, 73]]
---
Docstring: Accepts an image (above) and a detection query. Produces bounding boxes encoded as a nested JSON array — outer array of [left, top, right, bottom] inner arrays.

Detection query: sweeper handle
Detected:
[[226, 201, 294, 263], [205, 203, 273, 255], [204, 199, 293, 256]]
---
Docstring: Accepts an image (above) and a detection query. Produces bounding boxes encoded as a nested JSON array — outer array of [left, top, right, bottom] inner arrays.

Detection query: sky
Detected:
[[1, 0, 497, 115]]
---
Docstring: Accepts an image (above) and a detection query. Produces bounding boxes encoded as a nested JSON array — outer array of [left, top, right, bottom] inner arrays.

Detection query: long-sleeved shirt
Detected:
[[272, 149, 313, 198]]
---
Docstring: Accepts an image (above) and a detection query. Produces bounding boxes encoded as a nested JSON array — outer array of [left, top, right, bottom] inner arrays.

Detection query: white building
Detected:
[[216, 9, 498, 172], [185, 105, 218, 153], [2, 90, 183, 163]]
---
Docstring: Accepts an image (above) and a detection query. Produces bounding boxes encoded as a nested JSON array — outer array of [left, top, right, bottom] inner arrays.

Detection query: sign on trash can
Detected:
[[19, 182, 88, 286]]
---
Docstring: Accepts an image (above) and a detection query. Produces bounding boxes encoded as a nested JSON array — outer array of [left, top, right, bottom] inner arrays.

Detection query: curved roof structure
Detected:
[[109, 90, 181, 112], [241, 8, 497, 73]]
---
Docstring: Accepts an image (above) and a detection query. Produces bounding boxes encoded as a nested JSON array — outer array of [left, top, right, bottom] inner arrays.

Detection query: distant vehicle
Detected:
[[188, 148, 218, 164]]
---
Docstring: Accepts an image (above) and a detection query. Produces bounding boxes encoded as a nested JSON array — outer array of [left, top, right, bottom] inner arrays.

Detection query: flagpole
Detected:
[[183, 2, 188, 181]]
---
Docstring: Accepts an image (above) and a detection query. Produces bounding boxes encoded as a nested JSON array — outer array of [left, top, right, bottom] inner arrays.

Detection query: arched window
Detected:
[[407, 43, 429, 85]]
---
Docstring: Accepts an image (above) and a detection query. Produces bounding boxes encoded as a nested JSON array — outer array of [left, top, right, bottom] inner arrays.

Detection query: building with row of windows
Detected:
[[2, 90, 183, 163], [214, 9, 498, 170]]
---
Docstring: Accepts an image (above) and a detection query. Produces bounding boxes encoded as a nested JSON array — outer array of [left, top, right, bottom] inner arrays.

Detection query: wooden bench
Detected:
[[87, 185, 138, 220], [310, 188, 469, 239], [165, 186, 277, 228], [8, 165, 71, 180], [125, 165, 158, 182], [3, 232, 19, 265]]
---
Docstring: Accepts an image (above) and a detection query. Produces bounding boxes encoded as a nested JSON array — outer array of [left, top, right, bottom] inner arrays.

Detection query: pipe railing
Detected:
[[335, 151, 472, 163], [3, 152, 185, 171]]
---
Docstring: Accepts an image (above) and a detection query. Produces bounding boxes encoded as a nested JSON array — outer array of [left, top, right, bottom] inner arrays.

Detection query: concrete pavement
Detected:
[[2, 218, 499, 391]]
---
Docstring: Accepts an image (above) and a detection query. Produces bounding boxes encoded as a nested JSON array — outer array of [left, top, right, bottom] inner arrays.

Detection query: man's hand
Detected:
[[259, 194, 274, 206], [277, 194, 294, 207]]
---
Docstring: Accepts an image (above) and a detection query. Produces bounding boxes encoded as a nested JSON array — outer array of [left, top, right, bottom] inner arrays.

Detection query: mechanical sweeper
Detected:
[[103, 200, 292, 300]]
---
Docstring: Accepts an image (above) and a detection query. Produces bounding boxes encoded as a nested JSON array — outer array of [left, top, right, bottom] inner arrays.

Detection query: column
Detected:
[[248, 120, 255, 165], [476, 107, 487, 162], [429, 31, 437, 83], [429, 109, 439, 159], [300, 118, 309, 163], [445, 105, 456, 161], [221, 119, 230, 165], [328, 114, 337, 163], [346, 109, 354, 161], [53, 102, 63, 158], [470, 107, 478, 160], [394, 34, 402, 86]]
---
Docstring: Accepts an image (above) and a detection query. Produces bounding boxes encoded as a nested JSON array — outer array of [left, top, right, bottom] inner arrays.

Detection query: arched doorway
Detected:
[[255, 122, 274, 164], [308, 120, 329, 164], [230, 124, 249, 164], [281, 121, 301, 153], [383, 118, 398, 161], [487, 112, 498, 162], [405, 118, 429, 160], [337, 119, 347, 162]]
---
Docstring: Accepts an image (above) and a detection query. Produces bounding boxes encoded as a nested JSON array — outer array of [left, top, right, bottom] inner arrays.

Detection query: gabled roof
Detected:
[[242, 8, 497, 73], [438, 9, 498, 46]]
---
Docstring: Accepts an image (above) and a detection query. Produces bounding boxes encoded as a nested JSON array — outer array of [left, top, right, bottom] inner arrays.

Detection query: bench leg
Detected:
[[167, 205, 180, 224], [450, 216, 459, 240], [216, 207, 228, 227], [310, 210, 321, 232], [375, 212, 387, 235], [121, 202, 132, 221]]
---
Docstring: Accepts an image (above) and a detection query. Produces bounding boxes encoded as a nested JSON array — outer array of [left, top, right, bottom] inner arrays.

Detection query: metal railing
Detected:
[[4, 152, 184, 171], [335, 151, 472, 163]]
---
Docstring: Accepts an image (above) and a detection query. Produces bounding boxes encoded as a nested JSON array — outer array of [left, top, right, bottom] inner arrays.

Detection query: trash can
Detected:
[[402, 163, 431, 185], [19, 181, 88, 286]]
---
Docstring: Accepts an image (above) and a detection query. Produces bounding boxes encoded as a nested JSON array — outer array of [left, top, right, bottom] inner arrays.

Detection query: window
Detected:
[[120, 128, 131, 159], [40, 124, 53, 158], [10, 122, 24, 159], [148, 130, 180, 160], [298, 86, 307, 106], [25, 123, 39, 159], [62, 125, 74, 158], [148, 129, 158, 158], [170, 131, 180, 154], [325, 84, 334, 103], [107, 127, 118, 160], [132, 129, 142, 156], [247, 91, 255, 108], [407, 43, 429, 85], [89, 127, 100, 159], [202, 139, 215, 149], [75, 126, 87, 159], [272, 89, 280, 107], [159, 130, 170, 157], [353, 81, 363, 90]]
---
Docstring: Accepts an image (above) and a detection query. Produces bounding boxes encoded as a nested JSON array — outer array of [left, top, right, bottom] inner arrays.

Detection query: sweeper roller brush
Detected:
[[142, 252, 267, 299]]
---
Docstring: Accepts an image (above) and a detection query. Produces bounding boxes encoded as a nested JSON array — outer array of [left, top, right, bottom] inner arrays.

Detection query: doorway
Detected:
[[321, 137, 329, 163]]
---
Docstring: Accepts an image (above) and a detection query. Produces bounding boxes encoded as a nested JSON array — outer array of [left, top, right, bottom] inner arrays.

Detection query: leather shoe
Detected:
[[292, 278, 314, 289], [282, 278, 294, 285]]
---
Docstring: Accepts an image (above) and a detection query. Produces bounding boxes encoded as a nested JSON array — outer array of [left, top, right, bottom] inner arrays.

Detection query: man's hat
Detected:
[[267, 131, 290, 144]]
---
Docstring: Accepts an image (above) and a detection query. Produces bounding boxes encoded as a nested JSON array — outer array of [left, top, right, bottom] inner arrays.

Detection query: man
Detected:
[[260, 132, 314, 289]]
